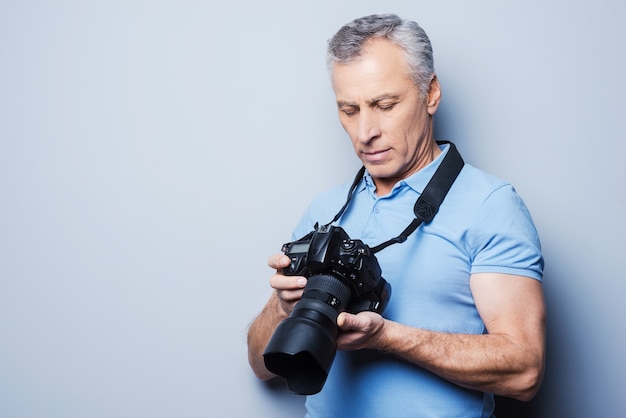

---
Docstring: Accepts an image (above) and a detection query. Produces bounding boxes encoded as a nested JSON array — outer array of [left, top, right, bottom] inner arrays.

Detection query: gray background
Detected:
[[1, 1, 624, 417]]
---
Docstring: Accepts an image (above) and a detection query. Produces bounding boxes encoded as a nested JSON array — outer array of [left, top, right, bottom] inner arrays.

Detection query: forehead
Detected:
[[331, 38, 414, 101]]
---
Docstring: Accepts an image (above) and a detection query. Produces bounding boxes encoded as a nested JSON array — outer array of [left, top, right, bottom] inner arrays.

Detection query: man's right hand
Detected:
[[268, 253, 307, 317], [247, 253, 308, 380]]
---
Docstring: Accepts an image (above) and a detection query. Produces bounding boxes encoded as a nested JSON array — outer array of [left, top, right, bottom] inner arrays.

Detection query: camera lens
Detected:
[[263, 274, 351, 395]]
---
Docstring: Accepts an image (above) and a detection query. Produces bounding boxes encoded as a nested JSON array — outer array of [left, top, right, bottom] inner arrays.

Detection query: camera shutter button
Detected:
[[342, 240, 356, 250], [288, 256, 300, 273]]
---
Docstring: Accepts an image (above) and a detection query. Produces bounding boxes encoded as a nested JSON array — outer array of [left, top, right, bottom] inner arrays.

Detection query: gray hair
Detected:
[[327, 14, 435, 98]]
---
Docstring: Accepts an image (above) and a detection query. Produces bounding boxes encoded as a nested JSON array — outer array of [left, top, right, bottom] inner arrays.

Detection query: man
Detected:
[[247, 13, 545, 417]]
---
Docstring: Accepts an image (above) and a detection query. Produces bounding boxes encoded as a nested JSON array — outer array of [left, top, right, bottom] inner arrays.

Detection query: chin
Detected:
[[364, 165, 396, 179]]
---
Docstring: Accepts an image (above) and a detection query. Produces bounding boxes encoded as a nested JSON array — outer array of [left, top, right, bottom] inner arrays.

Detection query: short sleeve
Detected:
[[469, 184, 544, 281]]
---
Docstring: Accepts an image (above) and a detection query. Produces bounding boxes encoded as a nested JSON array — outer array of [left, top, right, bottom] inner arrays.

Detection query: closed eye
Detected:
[[377, 102, 397, 111], [371, 94, 401, 112], [340, 106, 359, 116]]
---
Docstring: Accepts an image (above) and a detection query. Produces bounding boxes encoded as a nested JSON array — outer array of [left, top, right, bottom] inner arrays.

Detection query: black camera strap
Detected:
[[326, 141, 464, 255]]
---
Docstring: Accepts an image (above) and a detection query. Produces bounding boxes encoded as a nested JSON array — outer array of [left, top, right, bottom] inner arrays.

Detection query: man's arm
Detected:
[[247, 293, 283, 380], [336, 273, 546, 401], [247, 255, 307, 380]]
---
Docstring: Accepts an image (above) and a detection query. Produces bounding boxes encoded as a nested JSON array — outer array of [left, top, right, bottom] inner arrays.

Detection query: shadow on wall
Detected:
[[494, 396, 537, 418]]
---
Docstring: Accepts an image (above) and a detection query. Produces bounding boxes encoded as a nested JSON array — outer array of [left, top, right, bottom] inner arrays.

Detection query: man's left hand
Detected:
[[336, 311, 385, 351]]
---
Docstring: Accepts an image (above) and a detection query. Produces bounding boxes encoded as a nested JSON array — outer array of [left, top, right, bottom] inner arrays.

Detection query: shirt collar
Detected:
[[361, 143, 450, 197]]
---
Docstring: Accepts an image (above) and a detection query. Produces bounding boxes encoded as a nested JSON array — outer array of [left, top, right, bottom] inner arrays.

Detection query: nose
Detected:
[[356, 110, 381, 144]]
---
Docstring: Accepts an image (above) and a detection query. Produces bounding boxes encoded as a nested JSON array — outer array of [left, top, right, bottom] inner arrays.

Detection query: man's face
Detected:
[[332, 38, 440, 195]]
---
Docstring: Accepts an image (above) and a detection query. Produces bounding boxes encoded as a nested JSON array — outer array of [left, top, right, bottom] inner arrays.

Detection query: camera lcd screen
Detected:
[[289, 242, 310, 253]]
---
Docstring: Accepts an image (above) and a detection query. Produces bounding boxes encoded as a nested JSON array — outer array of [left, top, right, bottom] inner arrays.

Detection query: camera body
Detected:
[[263, 224, 391, 395], [282, 224, 391, 314]]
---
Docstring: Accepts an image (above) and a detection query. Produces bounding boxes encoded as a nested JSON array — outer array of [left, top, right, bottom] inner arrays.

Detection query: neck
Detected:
[[374, 139, 441, 197]]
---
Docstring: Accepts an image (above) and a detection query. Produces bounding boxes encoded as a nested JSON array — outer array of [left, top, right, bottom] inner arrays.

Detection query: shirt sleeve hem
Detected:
[[470, 266, 543, 282]]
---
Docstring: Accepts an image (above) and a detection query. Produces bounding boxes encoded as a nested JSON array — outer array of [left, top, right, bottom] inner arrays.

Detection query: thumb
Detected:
[[337, 312, 354, 329]]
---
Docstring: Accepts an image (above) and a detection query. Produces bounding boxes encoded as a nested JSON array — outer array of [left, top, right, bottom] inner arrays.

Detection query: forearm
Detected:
[[375, 320, 545, 401], [247, 293, 287, 380]]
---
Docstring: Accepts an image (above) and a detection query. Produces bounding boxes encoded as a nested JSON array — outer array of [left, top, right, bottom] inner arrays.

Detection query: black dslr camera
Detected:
[[262, 224, 391, 395]]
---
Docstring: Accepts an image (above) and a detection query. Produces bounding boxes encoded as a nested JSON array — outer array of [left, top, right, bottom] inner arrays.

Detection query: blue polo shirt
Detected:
[[291, 144, 544, 418]]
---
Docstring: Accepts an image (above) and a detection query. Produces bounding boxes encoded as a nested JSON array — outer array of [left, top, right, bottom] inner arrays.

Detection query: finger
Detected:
[[270, 273, 307, 291], [337, 312, 346, 327], [276, 288, 305, 303], [337, 312, 356, 329], [268, 253, 291, 270]]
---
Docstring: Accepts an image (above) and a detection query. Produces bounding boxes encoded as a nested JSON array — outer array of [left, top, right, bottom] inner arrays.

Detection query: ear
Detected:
[[426, 75, 442, 115]]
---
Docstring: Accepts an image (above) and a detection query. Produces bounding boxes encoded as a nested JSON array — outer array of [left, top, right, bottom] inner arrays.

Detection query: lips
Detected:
[[362, 148, 390, 163]]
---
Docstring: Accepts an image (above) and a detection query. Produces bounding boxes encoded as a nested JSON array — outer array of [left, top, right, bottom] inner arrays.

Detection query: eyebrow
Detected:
[[336, 93, 401, 108]]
